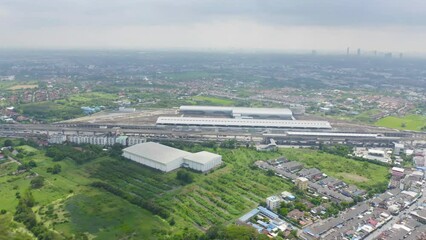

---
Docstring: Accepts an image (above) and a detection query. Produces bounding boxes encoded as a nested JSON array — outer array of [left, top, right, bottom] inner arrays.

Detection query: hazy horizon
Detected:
[[1, 1, 426, 54]]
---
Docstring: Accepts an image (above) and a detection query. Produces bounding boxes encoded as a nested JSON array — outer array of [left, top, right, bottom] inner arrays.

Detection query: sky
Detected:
[[1, 0, 426, 53]]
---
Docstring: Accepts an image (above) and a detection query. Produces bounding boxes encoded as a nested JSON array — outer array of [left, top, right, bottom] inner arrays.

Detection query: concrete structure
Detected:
[[157, 117, 332, 129], [296, 177, 309, 190], [182, 151, 222, 172], [48, 134, 146, 147], [394, 143, 405, 155], [368, 149, 386, 157], [266, 196, 282, 210], [122, 142, 222, 172], [179, 105, 293, 119], [281, 191, 296, 201]]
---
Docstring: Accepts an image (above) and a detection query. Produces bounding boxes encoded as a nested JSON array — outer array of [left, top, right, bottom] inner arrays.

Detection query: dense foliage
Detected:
[[14, 191, 60, 240], [45, 144, 104, 164], [176, 169, 194, 184]]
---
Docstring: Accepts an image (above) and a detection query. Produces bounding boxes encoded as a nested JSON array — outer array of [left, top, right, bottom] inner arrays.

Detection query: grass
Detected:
[[280, 148, 390, 191], [17, 92, 119, 122], [8, 84, 38, 90], [192, 95, 236, 106], [60, 190, 166, 240], [59, 92, 118, 107], [0, 214, 34, 240], [0, 142, 392, 238], [375, 114, 426, 131], [17, 101, 82, 122], [0, 145, 168, 239]]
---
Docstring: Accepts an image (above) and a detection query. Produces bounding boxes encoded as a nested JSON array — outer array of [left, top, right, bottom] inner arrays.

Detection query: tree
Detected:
[[30, 176, 44, 189], [176, 170, 194, 184], [3, 139, 13, 147], [52, 164, 61, 174], [28, 161, 37, 168]]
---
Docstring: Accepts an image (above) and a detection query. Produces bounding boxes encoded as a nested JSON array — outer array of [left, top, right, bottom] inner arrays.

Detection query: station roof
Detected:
[[179, 105, 293, 116], [232, 107, 292, 116], [123, 142, 190, 164], [285, 132, 378, 137], [157, 117, 331, 129], [180, 105, 232, 112]]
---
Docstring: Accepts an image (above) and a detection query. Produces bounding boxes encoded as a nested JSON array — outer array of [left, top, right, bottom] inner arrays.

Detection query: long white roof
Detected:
[[179, 106, 292, 116], [184, 151, 221, 164], [180, 106, 232, 112], [156, 117, 331, 129], [285, 132, 378, 137]]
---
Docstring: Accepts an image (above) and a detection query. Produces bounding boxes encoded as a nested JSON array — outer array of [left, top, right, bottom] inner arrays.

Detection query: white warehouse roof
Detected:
[[180, 105, 233, 112], [232, 107, 292, 116], [184, 151, 221, 164], [123, 142, 190, 164], [285, 132, 378, 138], [156, 117, 332, 129], [179, 105, 293, 118], [122, 142, 223, 172]]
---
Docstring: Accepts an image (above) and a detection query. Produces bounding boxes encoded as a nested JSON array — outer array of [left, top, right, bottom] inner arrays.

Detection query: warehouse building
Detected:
[[156, 117, 332, 129], [122, 142, 222, 172], [179, 105, 293, 119]]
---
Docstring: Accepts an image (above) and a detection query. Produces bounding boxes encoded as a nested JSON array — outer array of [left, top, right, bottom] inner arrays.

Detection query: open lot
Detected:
[[192, 95, 236, 106], [375, 114, 426, 131], [8, 84, 38, 90], [280, 148, 390, 191]]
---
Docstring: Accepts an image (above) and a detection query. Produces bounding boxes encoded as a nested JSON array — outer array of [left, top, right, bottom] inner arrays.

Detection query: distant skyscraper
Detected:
[[311, 50, 317, 55], [346, 47, 350, 55], [374, 50, 377, 56], [399, 53, 403, 58], [357, 48, 361, 56]]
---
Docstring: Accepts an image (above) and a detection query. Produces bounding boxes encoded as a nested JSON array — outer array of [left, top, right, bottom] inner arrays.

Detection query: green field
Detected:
[[280, 148, 390, 191], [0, 145, 167, 239], [375, 114, 426, 131], [58, 92, 118, 108], [17, 101, 83, 122], [192, 95, 236, 106], [16, 92, 119, 122], [0, 141, 392, 239]]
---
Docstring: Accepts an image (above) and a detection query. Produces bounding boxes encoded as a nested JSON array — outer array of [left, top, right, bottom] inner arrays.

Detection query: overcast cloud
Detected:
[[1, 0, 426, 53]]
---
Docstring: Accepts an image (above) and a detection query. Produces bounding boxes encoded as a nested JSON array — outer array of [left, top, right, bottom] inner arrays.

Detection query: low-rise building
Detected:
[[266, 196, 282, 210], [122, 142, 222, 173], [295, 177, 309, 190]]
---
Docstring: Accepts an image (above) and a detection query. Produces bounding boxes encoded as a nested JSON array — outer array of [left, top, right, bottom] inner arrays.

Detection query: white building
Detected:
[[266, 196, 282, 210], [156, 117, 332, 129], [48, 134, 67, 144], [182, 151, 222, 172], [179, 106, 293, 119], [394, 143, 405, 155], [48, 134, 146, 147], [122, 142, 222, 172]]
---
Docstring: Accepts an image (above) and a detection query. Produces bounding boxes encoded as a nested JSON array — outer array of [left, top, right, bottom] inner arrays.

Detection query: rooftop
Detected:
[[123, 142, 190, 164], [179, 105, 293, 116], [156, 117, 332, 129], [184, 151, 221, 164]]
